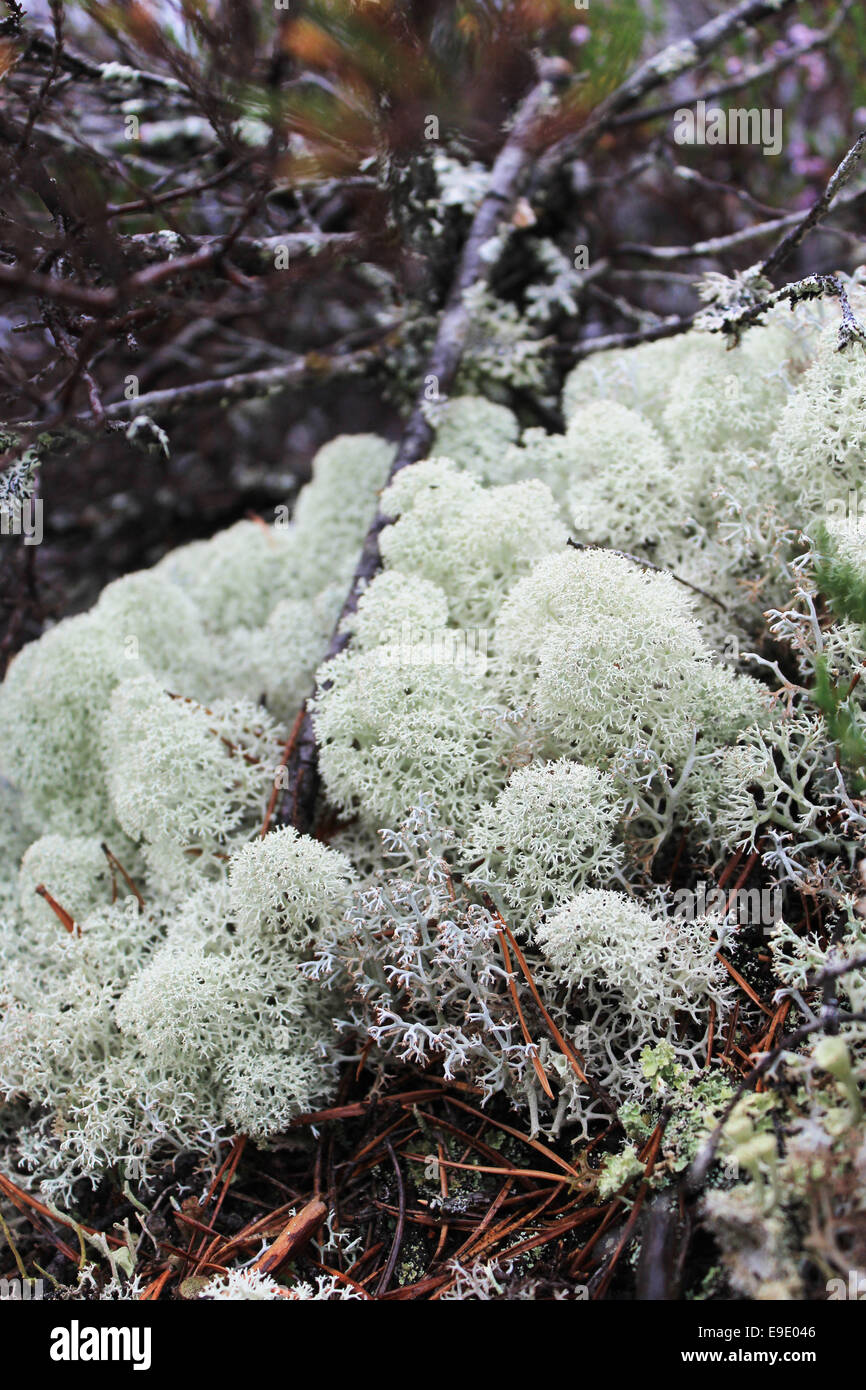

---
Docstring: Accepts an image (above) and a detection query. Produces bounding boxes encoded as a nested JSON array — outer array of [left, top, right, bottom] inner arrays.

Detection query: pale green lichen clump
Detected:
[[2, 290, 866, 1308], [467, 761, 625, 921], [536, 890, 730, 1089], [0, 433, 386, 1194]]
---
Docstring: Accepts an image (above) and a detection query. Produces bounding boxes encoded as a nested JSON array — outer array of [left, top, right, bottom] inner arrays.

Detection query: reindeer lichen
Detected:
[[2, 292, 866, 1233]]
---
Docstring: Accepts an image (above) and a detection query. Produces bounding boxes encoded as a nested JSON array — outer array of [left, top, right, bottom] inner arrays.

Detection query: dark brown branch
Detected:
[[0, 219, 355, 321], [567, 538, 729, 612], [15, 21, 189, 97], [1, 347, 382, 456], [375, 1141, 407, 1297]]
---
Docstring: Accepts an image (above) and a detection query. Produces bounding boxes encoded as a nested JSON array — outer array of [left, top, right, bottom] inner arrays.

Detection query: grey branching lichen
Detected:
[[2, 289, 866, 1308], [0, 432, 391, 1195]]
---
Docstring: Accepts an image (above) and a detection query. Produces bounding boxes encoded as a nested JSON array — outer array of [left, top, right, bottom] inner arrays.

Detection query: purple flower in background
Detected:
[[787, 23, 823, 47], [799, 53, 828, 92], [788, 136, 826, 184]]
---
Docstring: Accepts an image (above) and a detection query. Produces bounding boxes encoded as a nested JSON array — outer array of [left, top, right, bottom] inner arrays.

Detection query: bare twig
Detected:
[[567, 538, 730, 612], [760, 130, 866, 280], [119, 230, 368, 275], [97, 346, 379, 423], [560, 313, 700, 362], [616, 179, 866, 263]]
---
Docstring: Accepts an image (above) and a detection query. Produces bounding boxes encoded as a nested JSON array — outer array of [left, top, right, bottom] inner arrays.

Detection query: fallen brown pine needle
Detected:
[[496, 925, 554, 1099], [252, 1198, 328, 1277], [716, 952, 774, 1017], [34, 883, 79, 936], [402, 1151, 572, 1183]]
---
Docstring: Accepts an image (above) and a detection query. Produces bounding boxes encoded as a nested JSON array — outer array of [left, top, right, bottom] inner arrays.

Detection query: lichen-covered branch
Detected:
[[277, 59, 573, 833]]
